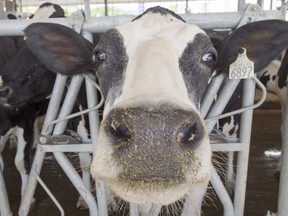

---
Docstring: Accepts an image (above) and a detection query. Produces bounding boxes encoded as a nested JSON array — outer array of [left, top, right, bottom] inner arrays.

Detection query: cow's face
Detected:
[[90, 7, 215, 204], [0, 3, 64, 109], [23, 6, 288, 207], [0, 44, 56, 108]]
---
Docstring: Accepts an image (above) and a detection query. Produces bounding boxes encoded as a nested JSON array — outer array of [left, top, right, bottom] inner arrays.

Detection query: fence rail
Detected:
[[0, 3, 286, 36]]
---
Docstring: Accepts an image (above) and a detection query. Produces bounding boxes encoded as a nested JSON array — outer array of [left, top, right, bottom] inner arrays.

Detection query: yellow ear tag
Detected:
[[229, 48, 254, 79]]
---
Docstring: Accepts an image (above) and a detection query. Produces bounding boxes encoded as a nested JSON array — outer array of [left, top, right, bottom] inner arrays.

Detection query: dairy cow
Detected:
[[256, 50, 288, 175], [0, 4, 99, 208], [258, 51, 288, 117], [0, 2, 65, 201], [10, 6, 288, 215]]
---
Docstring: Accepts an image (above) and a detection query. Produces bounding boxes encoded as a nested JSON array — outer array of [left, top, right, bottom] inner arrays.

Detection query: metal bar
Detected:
[[277, 78, 288, 215], [201, 73, 226, 118], [85, 77, 108, 216], [233, 78, 256, 216], [42, 75, 68, 135], [104, 0, 108, 16], [50, 73, 99, 214], [38, 144, 93, 152], [53, 75, 84, 135], [205, 79, 241, 133], [0, 168, 12, 216], [130, 204, 140, 216], [210, 166, 234, 216], [238, 0, 247, 11], [203, 78, 240, 216], [84, 77, 99, 144], [33, 171, 65, 216], [53, 152, 98, 216], [18, 147, 46, 216], [37, 142, 243, 153], [19, 75, 68, 215], [84, 0, 91, 20], [211, 142, 243, 152], [83, 31, 108, 216], [0, 8, 285, 36]]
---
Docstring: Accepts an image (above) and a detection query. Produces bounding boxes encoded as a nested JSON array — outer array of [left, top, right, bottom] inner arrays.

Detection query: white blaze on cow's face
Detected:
[[90, 7, 216, 205]]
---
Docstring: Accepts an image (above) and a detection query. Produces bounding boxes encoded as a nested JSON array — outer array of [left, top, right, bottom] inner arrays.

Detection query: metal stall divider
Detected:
[[18, 75, 101, 216], [18, 11, 102, 216], [203, 73, 266, 216], [0, 3, 284, 216]]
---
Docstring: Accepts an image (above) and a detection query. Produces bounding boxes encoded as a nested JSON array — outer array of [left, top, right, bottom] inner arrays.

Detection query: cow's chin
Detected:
[[106, 178, 210, 205]]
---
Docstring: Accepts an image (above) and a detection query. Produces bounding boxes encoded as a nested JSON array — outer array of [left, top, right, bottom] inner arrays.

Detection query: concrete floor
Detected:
[[2, 94, 283, 216]]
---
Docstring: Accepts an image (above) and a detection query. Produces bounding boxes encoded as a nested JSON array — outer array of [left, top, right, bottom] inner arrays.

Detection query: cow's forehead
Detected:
[[116, 11, 205, 52]]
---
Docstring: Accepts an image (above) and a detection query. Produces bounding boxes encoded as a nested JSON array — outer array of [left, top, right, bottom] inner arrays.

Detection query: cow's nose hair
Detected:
[[0, 86, 11, 98]]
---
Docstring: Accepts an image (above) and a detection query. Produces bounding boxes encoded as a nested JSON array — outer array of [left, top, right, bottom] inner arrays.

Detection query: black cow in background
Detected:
[[0, 3, 102, 209], [0, 2, 65, 203]]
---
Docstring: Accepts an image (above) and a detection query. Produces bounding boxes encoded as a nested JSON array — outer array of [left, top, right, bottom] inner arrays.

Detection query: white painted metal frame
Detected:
[[0, 3, 286, 216]]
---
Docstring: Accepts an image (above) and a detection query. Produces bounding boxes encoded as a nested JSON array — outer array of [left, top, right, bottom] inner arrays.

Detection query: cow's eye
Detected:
[[202, 52, 215, 63], [94, 50, 107, 62]]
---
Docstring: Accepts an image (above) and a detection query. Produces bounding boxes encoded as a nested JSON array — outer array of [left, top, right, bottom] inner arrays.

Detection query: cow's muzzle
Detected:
[[0, 86, 11, 98], [102, 104, 207, 183]]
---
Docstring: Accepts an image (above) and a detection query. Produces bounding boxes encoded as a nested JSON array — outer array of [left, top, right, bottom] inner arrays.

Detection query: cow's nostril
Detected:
[[177, 122, 201, 147], [109, 120, 132, 139], [0, 86, 11, 98]]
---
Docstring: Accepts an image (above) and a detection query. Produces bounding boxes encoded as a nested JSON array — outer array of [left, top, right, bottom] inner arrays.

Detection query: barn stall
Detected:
[[0, 0, 286, 215]]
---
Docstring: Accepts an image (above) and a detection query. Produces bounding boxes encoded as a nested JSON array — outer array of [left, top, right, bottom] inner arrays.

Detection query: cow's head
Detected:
[[22, 6, 288, 208], [0, 3, 64, 108], [91, 7, 215, 204], [0, 44, 56, 108]]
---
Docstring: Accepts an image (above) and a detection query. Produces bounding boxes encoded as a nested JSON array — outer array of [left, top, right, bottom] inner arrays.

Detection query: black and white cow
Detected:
[[7, 6, 288, 215], [256, 50, 288, 175], [0, 2, 65, 201], [0, 4, 102, 209], [258, 51, 288, 117]]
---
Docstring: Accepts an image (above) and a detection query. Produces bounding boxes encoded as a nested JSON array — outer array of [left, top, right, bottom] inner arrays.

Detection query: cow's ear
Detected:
[[215, 20, 288, 73], [24, 23, 94, 76]]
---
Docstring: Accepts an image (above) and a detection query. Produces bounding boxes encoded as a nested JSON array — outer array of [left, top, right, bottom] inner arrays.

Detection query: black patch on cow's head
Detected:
[[92, 29, 128, 103], [179, 33, 217, 105], [132, 6, 185, 23]]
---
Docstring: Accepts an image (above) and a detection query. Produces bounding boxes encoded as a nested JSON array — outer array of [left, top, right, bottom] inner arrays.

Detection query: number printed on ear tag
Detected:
[[229, 48, 254, 79]]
